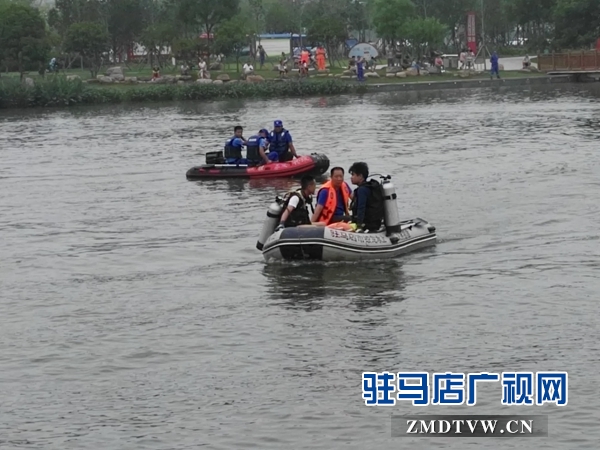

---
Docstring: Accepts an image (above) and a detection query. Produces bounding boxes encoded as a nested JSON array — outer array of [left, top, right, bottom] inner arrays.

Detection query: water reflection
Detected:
[[263, 260, 407, 311], [192, 176, 330, 195]]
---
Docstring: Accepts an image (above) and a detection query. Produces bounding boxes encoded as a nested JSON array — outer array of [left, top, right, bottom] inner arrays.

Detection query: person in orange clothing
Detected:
[[316, 45, 326, 71], [312, 166, 353, 225], [300, 48, 310, 65]]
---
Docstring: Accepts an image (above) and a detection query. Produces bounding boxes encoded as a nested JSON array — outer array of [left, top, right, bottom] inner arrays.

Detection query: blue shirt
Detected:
[[317, 187, 346, 217], [229, 137, 244, 148]]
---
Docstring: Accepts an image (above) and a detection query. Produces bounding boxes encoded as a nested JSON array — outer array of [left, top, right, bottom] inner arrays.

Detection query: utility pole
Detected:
[[481, 0, 487, 70]]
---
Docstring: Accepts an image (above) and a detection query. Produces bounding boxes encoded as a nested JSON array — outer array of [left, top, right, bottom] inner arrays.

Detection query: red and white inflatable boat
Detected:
[[186, 153, 330, 179]]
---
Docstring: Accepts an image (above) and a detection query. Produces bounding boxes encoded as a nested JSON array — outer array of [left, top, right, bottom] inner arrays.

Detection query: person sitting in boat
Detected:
[[312, 166, 352, 225], [246, 129, 271, 165], [224, 125, 247, 164], [268, 120, 298, 162], [275, 175, 316, 231], [348, 162, 385, 232]]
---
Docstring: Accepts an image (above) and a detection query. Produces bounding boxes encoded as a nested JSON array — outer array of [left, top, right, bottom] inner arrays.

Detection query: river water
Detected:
[[1, 84, 599, 449]]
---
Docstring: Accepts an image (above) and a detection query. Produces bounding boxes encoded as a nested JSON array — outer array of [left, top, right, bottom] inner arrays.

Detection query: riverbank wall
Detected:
[[0, 74, 585, 110], [365, 74, 575, 94]]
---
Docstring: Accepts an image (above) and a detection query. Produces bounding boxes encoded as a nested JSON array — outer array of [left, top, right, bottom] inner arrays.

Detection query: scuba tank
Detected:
[[256, 197, 284, 250], [380, 175, 401, 235]]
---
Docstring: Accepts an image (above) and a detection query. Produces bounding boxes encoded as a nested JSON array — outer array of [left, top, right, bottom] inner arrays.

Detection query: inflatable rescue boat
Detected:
[[186, 152, 330, 179], [256, 175, 437, 261]]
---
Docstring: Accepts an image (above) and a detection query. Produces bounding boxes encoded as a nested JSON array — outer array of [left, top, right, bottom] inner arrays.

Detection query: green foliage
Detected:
[[105, 0, 146, 55], [0, 3, 50, 75], [553, 0, 600, 49], [405, 17, 447, 57], [0, 76, 356, 109], [171, 37, 204, 61], [263, 1, 297, 34], [372, 0, 416, 44], [214, 15, 251, 70], [64, 22, 109, 77], [177, 0, 241, 34]]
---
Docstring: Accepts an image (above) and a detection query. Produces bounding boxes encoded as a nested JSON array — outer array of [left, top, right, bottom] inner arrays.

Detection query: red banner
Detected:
[[467, 12, 477, 54]]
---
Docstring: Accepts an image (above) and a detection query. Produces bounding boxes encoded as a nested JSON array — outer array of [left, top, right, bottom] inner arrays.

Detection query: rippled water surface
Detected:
[[1, 85, 599, 449]]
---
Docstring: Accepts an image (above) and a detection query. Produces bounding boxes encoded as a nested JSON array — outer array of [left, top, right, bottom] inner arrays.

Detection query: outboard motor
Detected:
[[256, 197, 284, 250], [380, 175, 401, 235]]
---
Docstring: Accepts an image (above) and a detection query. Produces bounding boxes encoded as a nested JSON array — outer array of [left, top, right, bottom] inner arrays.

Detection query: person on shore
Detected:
[[275, 176, 317, 230], [467, 49, 475, 69], [245, 129, 271, 165], [348, 162, 385, 232], [300, 48, 310, 67], [278, 58, 288, 78], [348, 56, 356, 72], [258, 45, 267, 69], [490, 51, 501, 79], [224, 125, 247, 164], [459, 49, 466, 69], [312, 167, 352, 225], [268, 120, 298, 162], [243, 61, 254, 79], [356, 56, 365, 82], [316, 45, 326, 71], [523, 54, 530, 69], [152, 66, 160, 80], [198, 59, 209, 79]]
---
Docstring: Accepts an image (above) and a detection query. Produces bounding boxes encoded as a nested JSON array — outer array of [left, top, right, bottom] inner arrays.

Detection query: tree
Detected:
[[105, 0, 146, 63], [428, 0, 474, 51], [0, 3, 50, 79], [372, 0, 416, 47], [553, 0, 600, 49], [347, 0, 371, 42], [48, 0, 105, 37], [140, 22, 177, 67], [177, 0, 240, 38], [263, 1, 297, 34], [506, 0, 556, 48], [214, 14, 251, 71], [405, 17, 446, 58], [64, 21, 109, 77], [307, 13, 348, 64]]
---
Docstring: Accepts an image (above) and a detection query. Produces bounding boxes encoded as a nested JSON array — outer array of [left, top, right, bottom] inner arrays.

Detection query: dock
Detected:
[[547, 70, 600, 82]]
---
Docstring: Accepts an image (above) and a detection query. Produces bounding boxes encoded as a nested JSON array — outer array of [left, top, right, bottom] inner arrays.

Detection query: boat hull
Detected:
[[262, 218, 437, 262], [186, 153, 330, 179]]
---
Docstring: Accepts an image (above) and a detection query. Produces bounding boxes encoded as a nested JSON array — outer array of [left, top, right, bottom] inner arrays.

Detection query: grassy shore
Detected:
[[0, 61, 548, 109]]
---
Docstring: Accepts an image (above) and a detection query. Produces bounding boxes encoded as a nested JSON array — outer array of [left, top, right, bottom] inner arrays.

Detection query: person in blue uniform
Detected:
[[224, 125, 247, 164], [245, 129, 271, 165], [490, 51, 500, 79], [267, 120, 298, 162]]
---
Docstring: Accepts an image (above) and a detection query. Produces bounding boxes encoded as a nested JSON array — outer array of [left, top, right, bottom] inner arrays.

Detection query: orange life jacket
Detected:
[[316, 181, 351, 224]]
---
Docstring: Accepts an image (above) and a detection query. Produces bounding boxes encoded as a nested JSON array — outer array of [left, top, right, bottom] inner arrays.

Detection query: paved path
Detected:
[[375, 56, 537, 72]]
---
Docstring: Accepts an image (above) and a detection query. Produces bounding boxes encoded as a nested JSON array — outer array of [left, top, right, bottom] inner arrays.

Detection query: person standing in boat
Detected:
[[268, 120, 298, 162], [275, 176, 316, 231], [245, 129, 271, 165], [348, 162, 385, 232], [312, 167, 352, 225], [224, 125, 247, 164]]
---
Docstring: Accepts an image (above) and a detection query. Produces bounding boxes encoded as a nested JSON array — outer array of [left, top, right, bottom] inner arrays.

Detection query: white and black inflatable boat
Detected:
[[256, 175, 437, 262]]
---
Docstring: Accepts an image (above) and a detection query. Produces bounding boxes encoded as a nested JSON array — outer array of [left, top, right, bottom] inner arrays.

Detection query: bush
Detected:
[[0, 76, 357, 109]]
